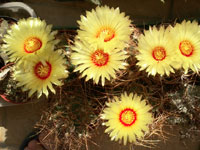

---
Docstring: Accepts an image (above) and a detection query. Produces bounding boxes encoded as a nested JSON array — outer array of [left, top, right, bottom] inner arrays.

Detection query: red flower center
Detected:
[[152, 46, 166, 61], [24, 37, 42, 53], [179, 40, 194, 57], [91, 50, 109, 67], [119, 108, 137, 127], [96, 27, 115, 42], [34, 61, 52, 80]]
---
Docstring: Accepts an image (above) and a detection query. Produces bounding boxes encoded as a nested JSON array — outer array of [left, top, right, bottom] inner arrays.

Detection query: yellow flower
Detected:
[[14, 49, 68, 98], [136, 26, 177, 76], [170, 20, 200, 73], [3, 17, 58, 63], [71, 40, 128, 86], [77, 5, 132, 50], [101, 92, 153, 145]]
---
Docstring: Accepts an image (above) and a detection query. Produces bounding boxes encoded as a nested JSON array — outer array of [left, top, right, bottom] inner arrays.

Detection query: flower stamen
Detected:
[[34, 62, 52, 80], [119, 108, 137, 127], [179, 40, 194, 57], [96, 27, 115, 42], [24, 37, 42, 53], [91, 50, 109, 67], [152, 46, 166, 61]]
